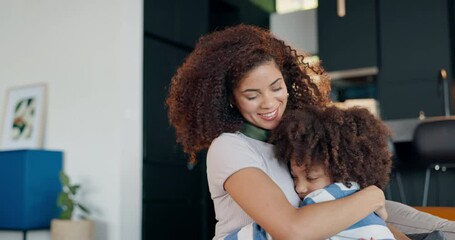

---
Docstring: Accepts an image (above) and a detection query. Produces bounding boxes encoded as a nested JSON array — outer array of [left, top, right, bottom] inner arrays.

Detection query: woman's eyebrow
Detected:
[[269, 78, 282, 86], [241, 78, 283, 93], [241, 88, 260, 93]]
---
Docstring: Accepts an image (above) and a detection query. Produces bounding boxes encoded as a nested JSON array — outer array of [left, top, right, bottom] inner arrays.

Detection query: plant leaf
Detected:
[[60, 209, 72, 220], [78, 203, 91, 215], [57, 192, 69, 207], [60, 171, 70, 186], [69, 185, 80, 195], [58, 193, 73, 209]]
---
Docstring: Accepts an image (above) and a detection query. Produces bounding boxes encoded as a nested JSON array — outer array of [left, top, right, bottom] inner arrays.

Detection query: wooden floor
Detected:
[[414, 207, 455, 221]]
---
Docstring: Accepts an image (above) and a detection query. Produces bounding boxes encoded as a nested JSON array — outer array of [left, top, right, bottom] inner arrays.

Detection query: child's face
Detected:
[[290, 160, 332, 200]]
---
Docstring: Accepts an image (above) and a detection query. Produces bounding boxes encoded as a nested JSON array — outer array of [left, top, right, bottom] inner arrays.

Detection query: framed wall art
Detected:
[[1, 84, 47, 150]]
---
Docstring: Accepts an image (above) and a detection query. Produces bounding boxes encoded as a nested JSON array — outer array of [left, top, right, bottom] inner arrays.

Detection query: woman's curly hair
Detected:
[[270, 106, 392, 189], [166, 24, 331, 162]]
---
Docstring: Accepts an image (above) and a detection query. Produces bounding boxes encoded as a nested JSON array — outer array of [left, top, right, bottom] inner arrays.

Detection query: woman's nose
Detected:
[[260, 93, 274, 109]]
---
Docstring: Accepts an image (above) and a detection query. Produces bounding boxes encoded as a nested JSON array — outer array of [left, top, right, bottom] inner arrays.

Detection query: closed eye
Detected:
[[307, 176, 320, 181], [270, 78, 284, 91], [290, 171, 297, 179], [272, 87, 282, 92]]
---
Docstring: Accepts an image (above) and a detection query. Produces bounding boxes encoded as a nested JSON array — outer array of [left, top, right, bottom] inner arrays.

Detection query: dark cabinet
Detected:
[[317, 0, 377, 72], [377, 0, 453, 119], [144, 0, 209, 48], [143, 1, 214, 239]]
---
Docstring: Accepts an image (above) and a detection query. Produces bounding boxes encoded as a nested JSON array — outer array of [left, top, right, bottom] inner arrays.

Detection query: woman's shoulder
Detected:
[[209, 132, 250, 153], [212, 132, 243, 143], [209, 132, 269, 151], [207, 132, 268, 189], [211, 132, 271, 147], [207, 132, 263, 164]]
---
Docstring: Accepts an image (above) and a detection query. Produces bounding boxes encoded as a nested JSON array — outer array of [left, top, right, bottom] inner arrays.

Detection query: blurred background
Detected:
[[1, 0, 454, 239], [143, 0, 455, 239]]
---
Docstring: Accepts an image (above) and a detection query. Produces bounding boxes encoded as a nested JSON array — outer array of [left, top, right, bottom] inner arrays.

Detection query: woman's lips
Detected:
[[258, 109, 278, 120]]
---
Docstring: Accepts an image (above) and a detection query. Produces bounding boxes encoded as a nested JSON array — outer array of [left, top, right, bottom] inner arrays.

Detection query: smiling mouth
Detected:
[[258, 109, 278, 120]]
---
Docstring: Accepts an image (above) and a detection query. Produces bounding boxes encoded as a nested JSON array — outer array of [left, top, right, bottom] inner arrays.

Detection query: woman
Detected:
[[166, 24, 453, 239]]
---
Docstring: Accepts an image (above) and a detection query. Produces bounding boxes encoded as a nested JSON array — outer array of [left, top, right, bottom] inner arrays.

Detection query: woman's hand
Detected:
[[363, 185, 386, 210], [375, 204, 388, 221], [362, 185, 387, 220]]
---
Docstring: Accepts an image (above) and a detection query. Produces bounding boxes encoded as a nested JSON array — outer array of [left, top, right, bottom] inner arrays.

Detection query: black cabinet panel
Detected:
[[379, 0, 451, 84], [378, 0, 453, 119], [142, 161, 202, 200], [143, 37, 188, 163], [142, 159, 215, 239], [209, 0, 270, 30], [142, 158, 214, 239], [318, 0, 377, 71], [378, 81, 445, 119], [143, 1, 215, 238], [142, 201, 202, 239], [144, 0, 209, 47]]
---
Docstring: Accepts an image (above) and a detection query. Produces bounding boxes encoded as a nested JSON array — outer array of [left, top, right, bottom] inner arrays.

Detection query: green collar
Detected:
[[240, 122, 270, 142]]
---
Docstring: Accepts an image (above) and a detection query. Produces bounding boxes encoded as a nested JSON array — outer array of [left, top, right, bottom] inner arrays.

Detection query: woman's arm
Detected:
[[225, 168, 385, 240]]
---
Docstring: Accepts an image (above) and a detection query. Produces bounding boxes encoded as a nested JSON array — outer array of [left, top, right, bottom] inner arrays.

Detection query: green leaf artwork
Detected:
[[12, 97, 35, 140]]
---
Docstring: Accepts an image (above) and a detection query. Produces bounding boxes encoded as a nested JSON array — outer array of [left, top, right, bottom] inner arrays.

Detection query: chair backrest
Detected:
[[413, 117, 455, 165]]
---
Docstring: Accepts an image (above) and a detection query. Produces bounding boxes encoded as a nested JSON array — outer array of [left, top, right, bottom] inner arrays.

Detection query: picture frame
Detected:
[[0, 84, 47, 150]]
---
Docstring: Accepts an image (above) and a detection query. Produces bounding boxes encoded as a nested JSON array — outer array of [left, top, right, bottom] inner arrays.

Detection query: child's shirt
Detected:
[[300, 182, 395, 240]]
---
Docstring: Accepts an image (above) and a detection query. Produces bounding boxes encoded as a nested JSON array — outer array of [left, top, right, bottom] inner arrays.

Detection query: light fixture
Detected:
[[337, 0, 346, 17]]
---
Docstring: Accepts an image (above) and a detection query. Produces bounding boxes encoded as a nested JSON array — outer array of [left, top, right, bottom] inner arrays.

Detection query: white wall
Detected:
[[270, 9, 318, 55], [0, 1, 143, 240]]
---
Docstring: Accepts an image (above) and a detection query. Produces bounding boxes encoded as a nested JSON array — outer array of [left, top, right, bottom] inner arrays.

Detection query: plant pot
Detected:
[[51, 219, 94, 240]]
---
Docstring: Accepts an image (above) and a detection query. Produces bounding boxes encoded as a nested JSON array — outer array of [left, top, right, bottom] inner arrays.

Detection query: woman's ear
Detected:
[[228, 96, 236, 108]]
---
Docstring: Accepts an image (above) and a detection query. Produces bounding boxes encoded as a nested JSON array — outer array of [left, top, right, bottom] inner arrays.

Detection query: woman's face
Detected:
[[233, 61, 288, 130]]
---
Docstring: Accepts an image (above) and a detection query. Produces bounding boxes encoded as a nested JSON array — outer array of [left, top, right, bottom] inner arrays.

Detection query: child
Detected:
[[226, 105, 395, 240]]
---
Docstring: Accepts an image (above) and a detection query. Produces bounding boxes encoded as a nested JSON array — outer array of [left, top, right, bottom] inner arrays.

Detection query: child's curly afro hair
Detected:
[[270, 106, 392, 189]]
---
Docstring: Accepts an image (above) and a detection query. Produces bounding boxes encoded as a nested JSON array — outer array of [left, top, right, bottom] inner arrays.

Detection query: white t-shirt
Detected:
[[207, 132, 300, 239]]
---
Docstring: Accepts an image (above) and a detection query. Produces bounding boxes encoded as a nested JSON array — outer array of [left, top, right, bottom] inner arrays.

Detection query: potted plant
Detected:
[[50, 171, 94, 240]]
